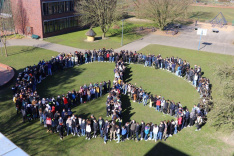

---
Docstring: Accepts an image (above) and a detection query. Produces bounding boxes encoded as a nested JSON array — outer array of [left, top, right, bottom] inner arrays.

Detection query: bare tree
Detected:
[[14, 0, 28, 35], [75, 0, 118, 39], [135, 0, 192, 29], [0, 0, 14, 57]]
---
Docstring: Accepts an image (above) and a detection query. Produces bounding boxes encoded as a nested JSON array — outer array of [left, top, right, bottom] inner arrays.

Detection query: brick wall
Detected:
[[10, 0, 43, 38]]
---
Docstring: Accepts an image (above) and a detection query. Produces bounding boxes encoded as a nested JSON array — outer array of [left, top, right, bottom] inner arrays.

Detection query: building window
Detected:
[[59, 2, 65, 13], [65, 1, 71, 12], [42, 0, 74, 16], [43, 3, 49, 15], [43, 16, 78, 34]]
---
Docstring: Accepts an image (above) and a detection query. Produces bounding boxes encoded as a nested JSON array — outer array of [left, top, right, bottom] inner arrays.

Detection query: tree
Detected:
[[0, 0, 14, 57], [75, 0, 118, 39], [209, 64, 234, 132], [13, 0, 28, 35], [135, 0, 191, 30]]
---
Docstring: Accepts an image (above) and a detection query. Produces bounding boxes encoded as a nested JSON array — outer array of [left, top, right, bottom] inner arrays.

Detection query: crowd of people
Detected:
[[12, 48, 211, 143]]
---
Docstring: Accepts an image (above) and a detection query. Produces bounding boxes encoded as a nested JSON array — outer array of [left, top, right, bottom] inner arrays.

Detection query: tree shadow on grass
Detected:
[[121, 94, 135, 123], [37, 66, 85, 97], [189, 11, 213, 20], [144, 142, 189, 156], [7, 46, 40, 56], [124, 64, 132, 83]]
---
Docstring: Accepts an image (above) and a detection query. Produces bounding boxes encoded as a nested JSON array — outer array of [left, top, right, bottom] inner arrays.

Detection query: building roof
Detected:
[[0, 133, 29, 156], [85, 28, 96, 37]]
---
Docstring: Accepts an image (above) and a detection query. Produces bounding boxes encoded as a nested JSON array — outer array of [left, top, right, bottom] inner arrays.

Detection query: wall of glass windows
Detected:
[[42, 0, 74, 15], [43, 16, 78, 34]]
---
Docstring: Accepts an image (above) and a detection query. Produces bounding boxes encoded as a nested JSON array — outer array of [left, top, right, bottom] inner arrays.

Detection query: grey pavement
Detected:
[[6, 39, 85, 53], [6, 26, 234, 55], [116, 26, 234, 55]]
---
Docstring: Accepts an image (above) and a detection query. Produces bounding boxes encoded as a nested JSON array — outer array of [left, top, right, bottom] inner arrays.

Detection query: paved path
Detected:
[[116, 26, 234, 55], [6, 26, 234, 55], [6, 39, 85, 53]]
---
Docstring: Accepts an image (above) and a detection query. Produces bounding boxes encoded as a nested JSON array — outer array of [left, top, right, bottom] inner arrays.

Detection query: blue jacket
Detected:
[[122, 128, 127, 135]]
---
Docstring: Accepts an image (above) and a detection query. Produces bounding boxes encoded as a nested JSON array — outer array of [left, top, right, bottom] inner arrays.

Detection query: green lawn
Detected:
[[0, 46, 233, 156], [189, 6, 234, 23], [45, 22, 155, 50]]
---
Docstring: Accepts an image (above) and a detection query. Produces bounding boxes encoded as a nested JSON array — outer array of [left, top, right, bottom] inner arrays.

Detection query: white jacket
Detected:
[[153, 126, 158, 134], [86, 125, 91, 132]]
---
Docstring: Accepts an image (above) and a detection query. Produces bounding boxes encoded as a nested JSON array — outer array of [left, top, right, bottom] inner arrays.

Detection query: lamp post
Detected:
[[121, 19, 125, 47]]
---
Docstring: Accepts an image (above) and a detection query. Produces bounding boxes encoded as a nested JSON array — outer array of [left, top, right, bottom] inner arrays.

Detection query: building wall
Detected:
[[10, 0, 79, 38], [10, 0, 43, 37]]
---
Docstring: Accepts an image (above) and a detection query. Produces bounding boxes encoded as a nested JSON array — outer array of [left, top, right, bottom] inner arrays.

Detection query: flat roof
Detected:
[[0, 133, 29, 156]]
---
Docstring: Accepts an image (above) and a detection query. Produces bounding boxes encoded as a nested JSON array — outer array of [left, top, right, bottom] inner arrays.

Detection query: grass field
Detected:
[[0, 46, 233, 156], [45, 22, 155, 50], [188, 6, 234, 23]]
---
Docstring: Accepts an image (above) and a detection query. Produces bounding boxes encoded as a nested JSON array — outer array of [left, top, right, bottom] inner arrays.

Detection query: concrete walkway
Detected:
[[6, 26, 234, 55], [116, 27, 234, 55], [6, 39, 85, 53]]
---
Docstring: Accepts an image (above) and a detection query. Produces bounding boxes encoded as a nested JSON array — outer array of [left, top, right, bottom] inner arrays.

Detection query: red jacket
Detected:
[[51, 106, 55, 114], [156, 100, 161, 106], [178, 117, 183, 125], [63, 97, 68, 105]]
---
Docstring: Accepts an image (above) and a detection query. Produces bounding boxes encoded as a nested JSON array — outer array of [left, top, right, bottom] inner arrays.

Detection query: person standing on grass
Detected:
[[104, 125, 110, 144], [185, 109, 190, 128], [125, 122, 130, 140], [130, 120, 136, 140], [93, 120, 98, 138], [86, 120, 92, 140], [116, 125, 120, 143], [135, 122, 140, 142], [178, 115, 183, 131], [140, 121, 145, 140], [81, 119, 86, 136], [110, 121, 116, 141], [149, 122, 154, 140], [153, 124, 158, 142], [58, 122, 64, 140], [72, 116, 78, 136], [157, 121, 164, 141], [144, 124, 150, 141], [66, 116, 72, 136], [98, 116, 105, 138], [121, 126, 127, 142], [195, 115, 203, 131], [46, 116, 52, 133]]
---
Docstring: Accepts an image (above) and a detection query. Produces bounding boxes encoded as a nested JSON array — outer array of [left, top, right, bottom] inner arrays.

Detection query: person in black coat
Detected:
[[135, 122, 140, 142], [103, 125, 110, 144], [58, 123, 64, 140], [98, 117, 105, 138], [93, 120, 98, 138], [140, 121, 145, 140]]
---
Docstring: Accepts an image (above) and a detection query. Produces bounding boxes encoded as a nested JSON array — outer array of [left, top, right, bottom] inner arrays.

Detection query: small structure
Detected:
[[85, 28, 96, 42], [210, 12, 227, 28]]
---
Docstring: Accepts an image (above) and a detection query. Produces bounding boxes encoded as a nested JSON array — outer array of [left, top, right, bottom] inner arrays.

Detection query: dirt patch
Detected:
[[135, 28, 154, 36], [219, 131, 234, 147], [126, 17, 153, 23], [196, 22, 234, 32], [152, 30, 181, 37]]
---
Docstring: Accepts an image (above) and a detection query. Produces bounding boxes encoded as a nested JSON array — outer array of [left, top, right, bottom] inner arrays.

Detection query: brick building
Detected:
[[10, 0, 79, 38]]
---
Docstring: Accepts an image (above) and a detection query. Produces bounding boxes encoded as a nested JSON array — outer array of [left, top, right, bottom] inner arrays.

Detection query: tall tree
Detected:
[[75, 0, 118, 39], [0, 0, 14, 57], [209, 64, 234, 132], [135, 0, 191, 29]]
